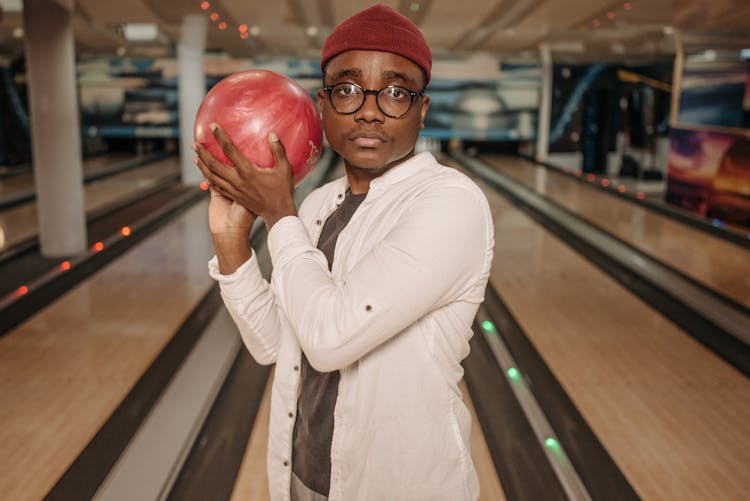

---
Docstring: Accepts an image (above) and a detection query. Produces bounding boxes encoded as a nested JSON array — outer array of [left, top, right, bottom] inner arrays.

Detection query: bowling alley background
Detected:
[[3, 48, 750, 229]]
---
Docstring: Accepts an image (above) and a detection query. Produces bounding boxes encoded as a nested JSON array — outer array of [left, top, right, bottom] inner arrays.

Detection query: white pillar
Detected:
[[178, 14, 207, 185], [535, 43, 553, 162], [23, 0, 86, 256]]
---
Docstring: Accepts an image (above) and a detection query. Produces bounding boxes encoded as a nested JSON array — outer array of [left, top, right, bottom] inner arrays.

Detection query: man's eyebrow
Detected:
[[381, 71, 417, 86], [326, 68, 362, 81]]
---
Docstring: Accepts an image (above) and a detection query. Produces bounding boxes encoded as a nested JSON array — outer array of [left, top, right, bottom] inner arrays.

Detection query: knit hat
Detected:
[[320, 4, 432, 85]]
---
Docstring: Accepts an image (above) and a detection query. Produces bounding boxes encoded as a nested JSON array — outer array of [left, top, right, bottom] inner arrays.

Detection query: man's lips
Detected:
[[349, 132, 388, 147]]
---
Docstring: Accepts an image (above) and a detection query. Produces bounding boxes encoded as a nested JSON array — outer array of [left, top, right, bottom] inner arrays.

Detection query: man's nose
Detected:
[[355, 93, 385, 122]]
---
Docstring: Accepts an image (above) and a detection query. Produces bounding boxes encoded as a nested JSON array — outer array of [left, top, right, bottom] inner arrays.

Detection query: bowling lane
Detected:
[[0, 155, 178, 253], [481, 155, 750, 309], [229, 372, 506, 501], [0, 152, 150, 202], [0, 198, 214, 501], [447, 158, 750, 501]]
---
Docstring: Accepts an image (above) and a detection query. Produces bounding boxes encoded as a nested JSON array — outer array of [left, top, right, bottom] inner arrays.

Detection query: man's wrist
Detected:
[[212, 234, 252, 275]]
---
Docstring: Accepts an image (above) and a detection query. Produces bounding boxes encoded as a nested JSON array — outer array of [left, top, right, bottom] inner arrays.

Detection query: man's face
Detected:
[[317, 50, 430, 172]]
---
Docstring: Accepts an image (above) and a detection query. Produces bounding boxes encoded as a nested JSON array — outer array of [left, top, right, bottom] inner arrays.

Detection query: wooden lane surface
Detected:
[[0, 153, 134, 199], [481, 155, 750, 310], [0, 199, 215, 501], [471, 169, 750, 501], [230, 375, 506, 500], [0, 156, 178, 253]]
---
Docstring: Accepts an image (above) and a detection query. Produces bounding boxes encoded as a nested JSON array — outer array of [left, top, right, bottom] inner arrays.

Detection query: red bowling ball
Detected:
[[194, 69, 323, 184]]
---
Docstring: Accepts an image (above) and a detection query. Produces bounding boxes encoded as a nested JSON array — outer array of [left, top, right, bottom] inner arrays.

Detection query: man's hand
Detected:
[[193, 123, 297, 231]]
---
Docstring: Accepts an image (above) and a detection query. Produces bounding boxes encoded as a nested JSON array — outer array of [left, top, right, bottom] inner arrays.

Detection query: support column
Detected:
[[535, 43, 553, 162], [23, 0, 86, 256], [178, 14, 207, 185]]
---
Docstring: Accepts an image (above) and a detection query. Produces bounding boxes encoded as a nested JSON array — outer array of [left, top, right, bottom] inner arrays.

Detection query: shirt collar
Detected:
[[330, 151, 436, 202]]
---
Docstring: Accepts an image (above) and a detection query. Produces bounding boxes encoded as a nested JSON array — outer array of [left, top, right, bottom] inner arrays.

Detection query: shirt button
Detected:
[[283, 460, 289, 467], [316, 219, 322, 225], [293, 365, 299, 371], [288, 411, 294, 418], [365, 304, 372, 312], [337, 193, 343, 199]]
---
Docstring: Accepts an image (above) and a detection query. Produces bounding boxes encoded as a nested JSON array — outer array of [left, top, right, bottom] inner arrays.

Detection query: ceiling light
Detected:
[[210, 12, 219, 21], [218, 21, 227, 30], [662, 26, 674, 35], [123, 24, 159, 41], [250, 25, 261, 36], [306, 26, 318, 37], [200, 1, 210, 10], [116, 46, 127, 56], [0, 0, 22, 13], [12, 27, 23, 39]]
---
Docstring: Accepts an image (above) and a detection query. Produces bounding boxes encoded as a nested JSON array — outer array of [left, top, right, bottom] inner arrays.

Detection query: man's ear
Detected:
[[419, 94, 430, 125], [317, 89, 327, 115]]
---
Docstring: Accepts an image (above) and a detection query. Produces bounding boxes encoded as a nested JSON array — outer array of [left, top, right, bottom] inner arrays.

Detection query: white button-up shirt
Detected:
[[209, 152, 494, 500]]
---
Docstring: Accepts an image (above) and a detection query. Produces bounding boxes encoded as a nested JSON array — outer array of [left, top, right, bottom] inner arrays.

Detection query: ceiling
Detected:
[[0, 0, 748, 64]]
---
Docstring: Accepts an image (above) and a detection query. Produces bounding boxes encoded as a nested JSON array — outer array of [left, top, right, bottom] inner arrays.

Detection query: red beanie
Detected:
[[321, 4, 432, 85]]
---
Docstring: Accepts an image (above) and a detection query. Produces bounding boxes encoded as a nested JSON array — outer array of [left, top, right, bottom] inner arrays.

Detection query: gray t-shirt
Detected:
[[291, 189, 367, 496]]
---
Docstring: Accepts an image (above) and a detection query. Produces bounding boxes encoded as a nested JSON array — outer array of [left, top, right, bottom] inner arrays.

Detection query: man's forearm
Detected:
[[212, 233, 252, 275]]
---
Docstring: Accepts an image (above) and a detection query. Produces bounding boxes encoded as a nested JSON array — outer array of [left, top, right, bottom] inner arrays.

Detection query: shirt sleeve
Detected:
[[267, 184, 492, 372], [208, 252, 289, 365]]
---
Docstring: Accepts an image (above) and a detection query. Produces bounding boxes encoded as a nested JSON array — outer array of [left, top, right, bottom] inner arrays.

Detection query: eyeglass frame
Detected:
[[322, 82, 426, 118]]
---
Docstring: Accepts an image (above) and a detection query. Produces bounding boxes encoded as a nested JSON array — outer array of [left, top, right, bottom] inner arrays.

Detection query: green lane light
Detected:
[[544, 437, 560, 450], [507, 367, 520, 380], [410, 2, 420, 11], [481, 320, 496, 333]]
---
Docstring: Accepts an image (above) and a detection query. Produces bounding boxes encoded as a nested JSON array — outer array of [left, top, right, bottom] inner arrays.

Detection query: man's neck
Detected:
[[344, 151, 415, 194]]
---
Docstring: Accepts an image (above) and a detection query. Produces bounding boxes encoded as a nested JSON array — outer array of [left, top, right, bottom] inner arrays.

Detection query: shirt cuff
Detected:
[[207, 253, 265, 300]]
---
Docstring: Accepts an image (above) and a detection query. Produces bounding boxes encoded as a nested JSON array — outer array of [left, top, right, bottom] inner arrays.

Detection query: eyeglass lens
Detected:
[[329, 83, 416, 118]]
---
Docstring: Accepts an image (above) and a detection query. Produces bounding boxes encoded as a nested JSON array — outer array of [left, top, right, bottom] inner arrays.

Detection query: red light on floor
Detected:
[[636, 192, 646, 200], [592, 19, 601, 28], [607, 12, 616, 20], [93, 242, 104, 252], [601, 179, 610, 187], [624, 2, 632, 11], [200, 1, 210, 10], [240, 32, 249, 40], [618, 185, 627, 193], [575, 171, 582, 177], [210, 12, 219, 21], [121, 226, 132, 237], [200, 180, 210, 191], [16, 285, 29, 296], [218, 21, 227, 30], [238, 24, 248, 33], [60, 261, 71, 271], [586, 173, 596, 182]]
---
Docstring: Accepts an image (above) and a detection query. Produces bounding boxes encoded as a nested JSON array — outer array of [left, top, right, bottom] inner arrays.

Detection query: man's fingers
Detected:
[[194, 155, 237, 198], [268, 131, 294, 184], [210, 123, 255, 169]]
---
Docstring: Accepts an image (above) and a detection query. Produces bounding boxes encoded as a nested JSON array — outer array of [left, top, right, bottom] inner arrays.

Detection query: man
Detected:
[[194, 5, 494, 500]]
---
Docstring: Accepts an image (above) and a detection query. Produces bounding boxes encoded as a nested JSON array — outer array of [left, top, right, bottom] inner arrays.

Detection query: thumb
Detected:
[[268, 131, 294, 186], [268, 131, 288, 167]]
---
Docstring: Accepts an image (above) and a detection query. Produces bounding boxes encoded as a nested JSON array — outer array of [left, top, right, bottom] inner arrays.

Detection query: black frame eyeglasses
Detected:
[[323, 82, 425, 118]]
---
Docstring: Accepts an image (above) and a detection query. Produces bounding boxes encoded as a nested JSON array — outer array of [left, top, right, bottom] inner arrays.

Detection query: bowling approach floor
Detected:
[[0, 155, 748, 501]]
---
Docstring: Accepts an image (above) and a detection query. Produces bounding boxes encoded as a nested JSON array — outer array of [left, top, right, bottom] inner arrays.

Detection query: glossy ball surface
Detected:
[[195, 70, 323, 184]]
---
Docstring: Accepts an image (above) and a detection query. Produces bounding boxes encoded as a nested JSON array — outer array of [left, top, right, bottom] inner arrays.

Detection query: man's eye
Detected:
[[386, 87, 408, 99], [336, 85, 358, 96]]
